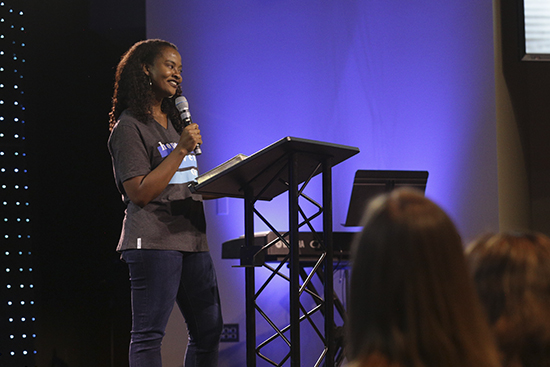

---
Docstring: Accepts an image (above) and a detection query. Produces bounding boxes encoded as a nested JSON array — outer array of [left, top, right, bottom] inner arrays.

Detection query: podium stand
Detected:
[[189, 137, 359, 367]]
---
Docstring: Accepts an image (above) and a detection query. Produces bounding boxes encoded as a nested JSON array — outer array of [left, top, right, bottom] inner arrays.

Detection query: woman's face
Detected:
[[145, 47, 183, 100]]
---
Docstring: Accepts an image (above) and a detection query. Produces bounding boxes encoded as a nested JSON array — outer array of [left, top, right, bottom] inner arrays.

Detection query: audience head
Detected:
[[466, 231, 550, 367], [347, 188, 500, 367]]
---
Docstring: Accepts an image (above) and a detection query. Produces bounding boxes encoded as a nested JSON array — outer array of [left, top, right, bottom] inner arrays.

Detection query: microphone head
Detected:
[[175, 96, 189, 112]]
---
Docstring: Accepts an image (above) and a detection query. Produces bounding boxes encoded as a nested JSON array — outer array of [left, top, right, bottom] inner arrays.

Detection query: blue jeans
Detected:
[[122, 250, 223, 367]]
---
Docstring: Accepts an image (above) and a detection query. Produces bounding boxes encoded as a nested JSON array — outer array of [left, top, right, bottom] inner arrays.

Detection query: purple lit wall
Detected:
[[147, 1, 498, 365]]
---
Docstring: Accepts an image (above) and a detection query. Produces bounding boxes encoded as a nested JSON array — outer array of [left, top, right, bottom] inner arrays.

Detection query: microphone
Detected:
[[175, 96, 202, 155]]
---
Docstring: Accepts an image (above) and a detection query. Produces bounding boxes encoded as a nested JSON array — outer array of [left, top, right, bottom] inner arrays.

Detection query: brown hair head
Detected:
[[466, 231, 550, 367], [347, 188, 500, 367]]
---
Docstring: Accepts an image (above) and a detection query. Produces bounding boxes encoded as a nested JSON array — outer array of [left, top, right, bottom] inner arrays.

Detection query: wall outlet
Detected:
[[220, 323, 239, 342]]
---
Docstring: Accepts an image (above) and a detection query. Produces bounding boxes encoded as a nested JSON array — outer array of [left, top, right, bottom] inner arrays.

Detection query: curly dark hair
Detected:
[[109, 39, 183, 133]]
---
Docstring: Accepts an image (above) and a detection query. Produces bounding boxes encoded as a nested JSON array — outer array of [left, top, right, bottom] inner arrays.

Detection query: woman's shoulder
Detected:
[[117, 109, 141, 125], [112, 110, 153, 131], [108, 110, 144, 145]]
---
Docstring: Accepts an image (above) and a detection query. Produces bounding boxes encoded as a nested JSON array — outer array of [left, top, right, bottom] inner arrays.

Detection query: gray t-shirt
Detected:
[[108, 110, 208, 252]]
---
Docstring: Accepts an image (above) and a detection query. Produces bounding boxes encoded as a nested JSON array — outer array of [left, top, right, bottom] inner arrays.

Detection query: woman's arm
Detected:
[[123, 123, 202, 207]]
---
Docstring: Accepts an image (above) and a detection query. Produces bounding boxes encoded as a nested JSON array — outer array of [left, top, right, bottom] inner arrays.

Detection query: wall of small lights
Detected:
[[0, 1, 36, 366]]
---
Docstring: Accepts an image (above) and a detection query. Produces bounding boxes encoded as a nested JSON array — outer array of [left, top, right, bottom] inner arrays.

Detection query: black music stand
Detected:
[[189, 136, 359, 367], [344, 170, 429, 226]]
